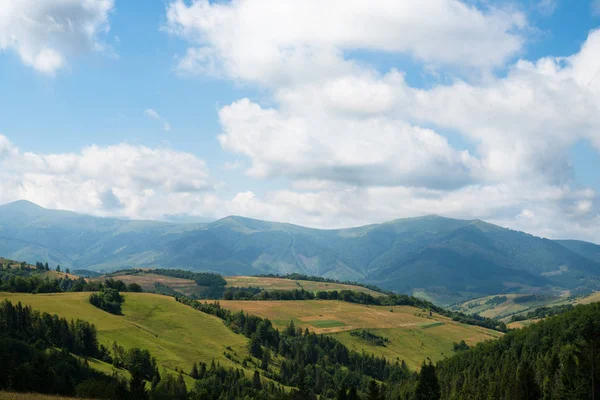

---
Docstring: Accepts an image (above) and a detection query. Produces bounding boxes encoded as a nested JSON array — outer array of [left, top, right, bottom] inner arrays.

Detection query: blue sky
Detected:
[[1, 0, 600, 243]]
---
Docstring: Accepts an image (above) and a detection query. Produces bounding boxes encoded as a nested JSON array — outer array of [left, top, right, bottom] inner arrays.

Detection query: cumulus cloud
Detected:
[[160, 0, 600, 243], [0, 0, 114, 74], [218, 98, 478, 189], [144, 109, 172, 132], [0, 135, 212, 219], [165, 0, 526, 86]]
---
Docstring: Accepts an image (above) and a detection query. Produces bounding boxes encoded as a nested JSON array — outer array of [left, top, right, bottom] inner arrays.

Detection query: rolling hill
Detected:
[[0, 292, 250, 377], [1, 200, 600, 304], [215, 299, 501, 370]]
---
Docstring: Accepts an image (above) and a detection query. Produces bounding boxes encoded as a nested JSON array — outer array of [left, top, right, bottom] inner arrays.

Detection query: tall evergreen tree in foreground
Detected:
[[415, 360, 441, 400]]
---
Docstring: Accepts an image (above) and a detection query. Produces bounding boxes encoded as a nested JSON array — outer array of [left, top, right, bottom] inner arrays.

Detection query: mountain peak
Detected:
[[1, 200, 46, 211]]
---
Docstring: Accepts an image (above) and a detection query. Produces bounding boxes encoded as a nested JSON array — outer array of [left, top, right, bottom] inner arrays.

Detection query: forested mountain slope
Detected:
[[437, 302, 600, 399], [1, 200, 599, 303]]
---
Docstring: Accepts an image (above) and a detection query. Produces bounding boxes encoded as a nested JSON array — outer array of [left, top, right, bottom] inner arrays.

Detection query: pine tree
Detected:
[[336, 385, 348, 400], [249, 335, 263, 358], [415, 360, 441, 400], [189, 362, 199, 379], [261, 349, 270, 370], [253, 370, 262, 390], [348, 386, 359, 400], [56, 265, 61, 272], [367, 380, 380, 400]]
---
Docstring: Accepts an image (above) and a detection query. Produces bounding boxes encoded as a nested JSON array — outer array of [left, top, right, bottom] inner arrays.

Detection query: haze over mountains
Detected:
[[1, 200, 599, 305]]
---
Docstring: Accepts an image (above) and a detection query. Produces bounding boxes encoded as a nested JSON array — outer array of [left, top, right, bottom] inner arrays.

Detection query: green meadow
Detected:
[[0, 292, 249, 379]]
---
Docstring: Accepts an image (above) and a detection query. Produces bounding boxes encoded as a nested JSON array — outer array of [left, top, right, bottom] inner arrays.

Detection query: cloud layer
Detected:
[[0, 135, 212, 219], [0, 0, 113, 74], [163, 0, 600, 242]]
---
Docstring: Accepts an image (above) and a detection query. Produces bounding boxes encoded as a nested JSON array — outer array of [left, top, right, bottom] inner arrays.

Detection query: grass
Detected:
[[92, 272, 386, 298], [224, 276, 385, 296], [0, 292, 250, 380], [306, 320, 346, 328], [93, 273, 203, 296], [332, 322, 501, 370], [452, 294, 561, 319], [218, 299, 501, 369]]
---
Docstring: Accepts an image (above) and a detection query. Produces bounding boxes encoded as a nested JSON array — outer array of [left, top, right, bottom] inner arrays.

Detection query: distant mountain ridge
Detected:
[[1, 200, 599, 305]]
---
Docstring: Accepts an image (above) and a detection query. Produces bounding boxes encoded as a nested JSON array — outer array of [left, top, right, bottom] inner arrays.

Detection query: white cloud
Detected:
[[165, 0, 526, 86], [162, 1, 600, 243], [0, 0, 114, 75], [0, 135, 212, 219], [144, 109, 172, 132], [218, 98, 478, 189]]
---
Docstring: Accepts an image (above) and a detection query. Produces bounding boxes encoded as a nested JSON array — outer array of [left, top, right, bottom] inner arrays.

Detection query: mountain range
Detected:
[[1, 200, 599, 305]]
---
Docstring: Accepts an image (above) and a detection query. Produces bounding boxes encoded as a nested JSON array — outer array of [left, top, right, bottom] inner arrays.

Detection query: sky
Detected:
[[1, 0, 600, 243]]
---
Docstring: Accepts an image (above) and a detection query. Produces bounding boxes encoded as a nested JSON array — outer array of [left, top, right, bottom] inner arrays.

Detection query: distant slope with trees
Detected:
[[1, 200, 600, 304]]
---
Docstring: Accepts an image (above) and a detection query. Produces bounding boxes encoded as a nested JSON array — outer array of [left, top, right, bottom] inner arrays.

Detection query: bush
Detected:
[[89, 288, 124, 315]]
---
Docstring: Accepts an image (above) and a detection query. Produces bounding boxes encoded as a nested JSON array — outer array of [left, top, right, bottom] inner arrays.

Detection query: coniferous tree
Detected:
[[261, 349, 270, 370], [415, 360, 441, 400], [190, 362, 199, 379], [249, 335, 263, 358], [336, 385, 348, 400], [252, 370, 262, 390]]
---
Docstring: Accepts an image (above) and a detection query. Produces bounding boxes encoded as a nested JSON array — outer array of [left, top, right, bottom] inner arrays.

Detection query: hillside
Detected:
[[0, 292, 250, 376], [217, 299, 501, 369], [437, 302, 600, 398], [2, 200, 600, 304], [453, 290, 600, 328], [98, 270, 385, 298]]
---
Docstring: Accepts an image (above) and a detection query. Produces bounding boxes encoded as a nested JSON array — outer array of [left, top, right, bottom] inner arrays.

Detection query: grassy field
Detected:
[[94, 272, 203, 296], [333, 323, 501, 370], [218, 299, 501, 369], [224, 276, 385, 296], [92, 271, 386, 297], [0, 292, 249, 379], [451, 291, 600, 331], [451, 294, 563, 319]]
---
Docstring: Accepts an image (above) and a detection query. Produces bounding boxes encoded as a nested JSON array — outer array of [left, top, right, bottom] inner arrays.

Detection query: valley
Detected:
[[3, 201, 600, 304]]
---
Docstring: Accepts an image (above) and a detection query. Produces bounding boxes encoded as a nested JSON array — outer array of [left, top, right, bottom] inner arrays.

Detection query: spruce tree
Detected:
[[253, 370, 262, 390], [415, 360, 441, 400], [190, 362, 199, 379]]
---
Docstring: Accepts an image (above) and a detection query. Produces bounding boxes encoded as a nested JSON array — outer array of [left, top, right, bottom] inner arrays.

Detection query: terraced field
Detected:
[[0, 292, 249, 378]]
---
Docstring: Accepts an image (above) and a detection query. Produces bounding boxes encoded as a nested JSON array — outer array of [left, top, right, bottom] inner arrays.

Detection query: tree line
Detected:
[[436, 302, 600, 399], [176, 297, 425, 399], [0, 262, 142, 294], [223, 286, 506, 332]]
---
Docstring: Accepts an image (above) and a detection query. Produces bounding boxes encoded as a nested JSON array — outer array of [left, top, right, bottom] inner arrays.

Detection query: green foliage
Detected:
[[2, 202, 599, 299], [89, 288, 124, 315], [437, 302, 600, 399], [415, 361, 440, 400], [485, 295, 507, 306], [0, 300, 129, 398], [349, 330, 390, 347], [0, 261, 141, 295], [127, 282, 143, 292], [510, 304, 574, 322], [451, 341, 469, 352], [176, 297, 417, 398], [512, 294, 554, 304]]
